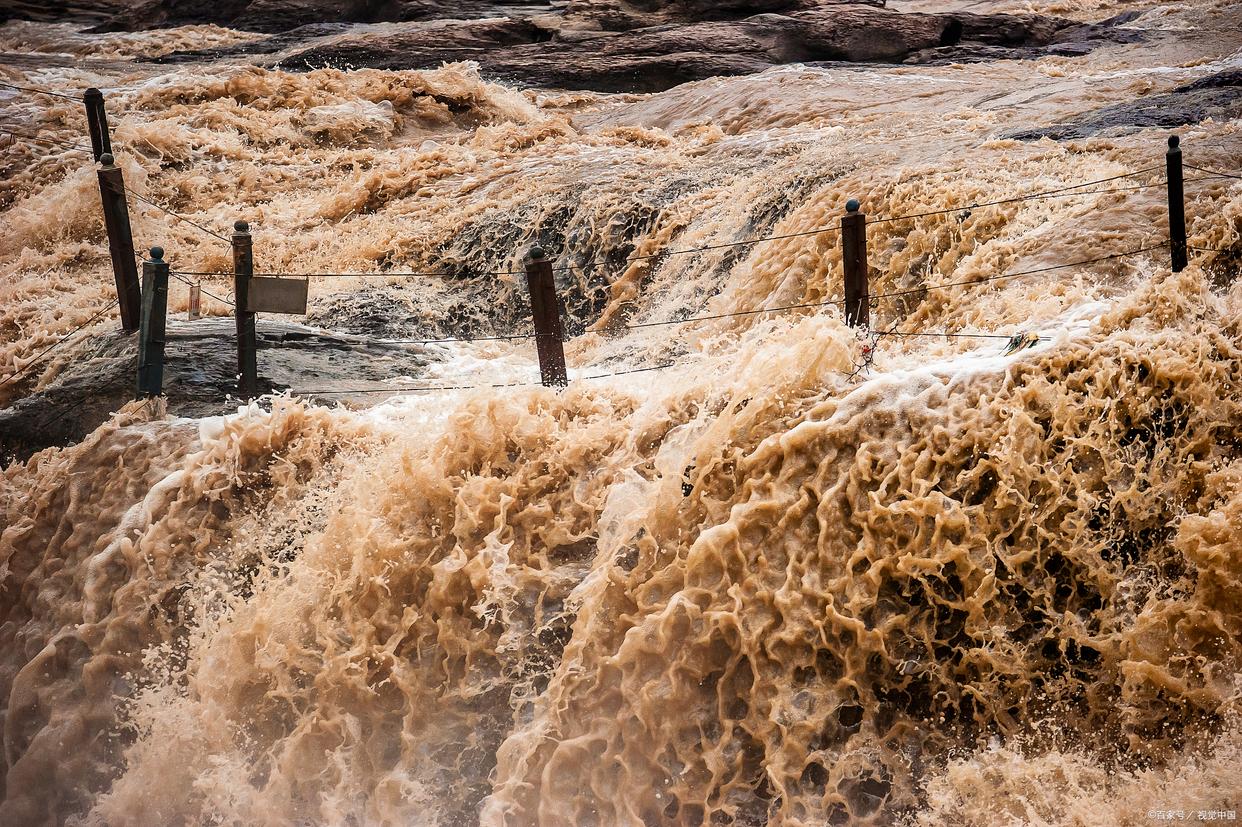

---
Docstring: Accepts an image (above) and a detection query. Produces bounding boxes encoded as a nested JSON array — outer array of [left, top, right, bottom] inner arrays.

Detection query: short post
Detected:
[[524, 247, 568, 388], [187, 283, 201, 320], [83, 87, 112, 162], [136, 247, 169, 399], [233, 220, 259, 399], [1166, 135, 1187, 273], [840, 198, 870, 329], [97, 152, 141, 332]]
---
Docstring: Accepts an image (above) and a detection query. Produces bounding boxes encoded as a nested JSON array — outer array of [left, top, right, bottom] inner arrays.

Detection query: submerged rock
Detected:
[[270, 5, 1084, 92], [1009, 68, 1242, 140], [0, 317, 433, 462]]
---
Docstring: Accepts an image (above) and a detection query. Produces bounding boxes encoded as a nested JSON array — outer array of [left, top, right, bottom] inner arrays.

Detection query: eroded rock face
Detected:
[[11, 0, 1139, 94], [92, 0, 560, 34], [270, 5, 1088, 92]]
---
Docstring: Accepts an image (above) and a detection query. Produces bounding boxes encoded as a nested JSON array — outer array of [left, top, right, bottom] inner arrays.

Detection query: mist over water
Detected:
[[1, 0, 1241, 824]]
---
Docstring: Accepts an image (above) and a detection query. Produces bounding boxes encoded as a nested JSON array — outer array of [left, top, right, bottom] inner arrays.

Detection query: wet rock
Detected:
[[152, 22, 357, 62], [1008, 68, 1242, 140], [92, 0, 562, 34], [0, 317, 433, 463], [273, 5, 1076, 92], [0, 0, 126, 26], [559, 0, 850, 31], [273, 17, 557, 75], [902, 10, 1143, 65]]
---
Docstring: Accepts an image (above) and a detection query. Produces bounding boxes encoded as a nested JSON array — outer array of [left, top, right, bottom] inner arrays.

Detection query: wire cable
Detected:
[[170, 268, 523, 279], [287, 360, 680, 396], [872, 329, 1047, 341], [169, 270, 235, 306], [167, 271, 531, 341], [0, 80, 78, 101], [866, 171, 1165, 226], [0, 299, 118, 391], [550, 167, 1165, 274], [602, 244, 1162, 333], [126, 191, 230, 243], [867, 243, 1167, 303], [0, 126, 91, 155], [385, 332, 536, 342], [1185, 164, 1242, 181]]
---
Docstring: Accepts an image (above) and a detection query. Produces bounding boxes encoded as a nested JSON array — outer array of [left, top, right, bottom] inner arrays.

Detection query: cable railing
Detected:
[[0, 80, 79, 101], [0, 126, 92, 155], [290, 361, 682, 396], [1, 78, 1239, 404]]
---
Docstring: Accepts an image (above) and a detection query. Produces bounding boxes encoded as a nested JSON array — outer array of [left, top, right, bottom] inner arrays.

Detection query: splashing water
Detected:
[[1, 1, 1241, 824]]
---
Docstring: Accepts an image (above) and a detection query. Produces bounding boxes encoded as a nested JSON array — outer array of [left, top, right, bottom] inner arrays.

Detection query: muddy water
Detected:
[[1, 1, 1241, 824]]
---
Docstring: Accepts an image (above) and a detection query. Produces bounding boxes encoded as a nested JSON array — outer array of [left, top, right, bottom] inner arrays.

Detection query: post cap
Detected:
[[84, 87, 101, 98], [527, 246, 547, 262], [99, 152, 114, 166], [1168, 135, 1180, 149], [234, 220, 249, 233], [149, 246, 164, 261], [846, 199, 861, 214]]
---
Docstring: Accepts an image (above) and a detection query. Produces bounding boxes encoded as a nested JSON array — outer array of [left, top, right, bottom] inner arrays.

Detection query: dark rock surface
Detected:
[[1009, 69, 1242, 140], [271, 5, 1092, 92], [0, 318, 434, 463], [94, 0, 562, 34], [13, 0, 1149, 94]]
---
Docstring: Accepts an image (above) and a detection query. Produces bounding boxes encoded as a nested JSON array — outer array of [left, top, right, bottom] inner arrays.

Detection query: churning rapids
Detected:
[[1, 0, 1241, 824]]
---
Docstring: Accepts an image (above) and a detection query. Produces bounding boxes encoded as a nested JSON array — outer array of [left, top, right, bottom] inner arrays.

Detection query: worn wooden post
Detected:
[[97, 152, 141, 332], [136, 247, 169, 398], [840, 198, 870, 328], [233, 220, 258, 399], [524, 247, 568, 387], [83, 87, 112, 162], [1166, 135, 1187, 273]]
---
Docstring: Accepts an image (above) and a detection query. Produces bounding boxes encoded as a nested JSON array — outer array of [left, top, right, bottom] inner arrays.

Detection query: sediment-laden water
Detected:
[[1, 1, 1240, 824]]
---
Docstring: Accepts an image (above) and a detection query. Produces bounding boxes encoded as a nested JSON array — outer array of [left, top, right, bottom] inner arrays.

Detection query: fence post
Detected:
[[83, 87, 112, 162], [524, 247, 568, 388], [840, 198, 870, 328], [96, 152, 142, 332], [136, 247, 169, 399], [1166, 135, 1187, 273], [233, 220, 258, 399]]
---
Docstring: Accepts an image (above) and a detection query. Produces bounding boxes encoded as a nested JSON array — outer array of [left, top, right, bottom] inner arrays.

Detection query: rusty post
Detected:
[[1166, 135, 1187, 273], [233, 220, 258, 399], [136, 247, 169, 399], [840, 198, 870, 329], [97, 152, 141, 331], [83, 87, 112, 162], [524, 247, 568, 388]]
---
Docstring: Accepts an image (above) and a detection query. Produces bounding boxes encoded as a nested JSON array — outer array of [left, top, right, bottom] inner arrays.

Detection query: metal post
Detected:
[[233, 220, 258, 399], [524, 247, 568, 388], [840, 198, 870, 329], [1166, 135, 1187, 273], [136, 247, 169, 399], [83, 87, 112, 163], [97, 152, 141, 332]]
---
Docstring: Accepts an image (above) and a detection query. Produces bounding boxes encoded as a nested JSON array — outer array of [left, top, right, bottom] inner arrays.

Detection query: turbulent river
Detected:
[[1, 0, 1241, 824]]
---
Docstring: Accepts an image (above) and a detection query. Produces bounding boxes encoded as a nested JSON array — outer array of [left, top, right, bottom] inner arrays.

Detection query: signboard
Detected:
[[247, 277, 309, 314]]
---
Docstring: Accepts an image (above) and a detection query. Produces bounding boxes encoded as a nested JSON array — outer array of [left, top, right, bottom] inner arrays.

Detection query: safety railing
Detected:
[[1, 82, 1238, 403]]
